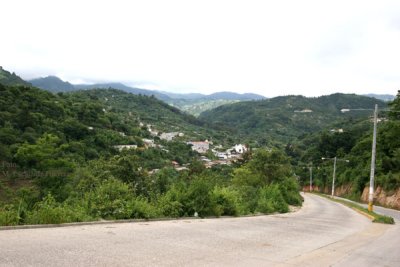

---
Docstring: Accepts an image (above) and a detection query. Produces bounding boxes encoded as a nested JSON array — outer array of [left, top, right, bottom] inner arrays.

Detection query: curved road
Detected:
[[0, 194, 398, 266]]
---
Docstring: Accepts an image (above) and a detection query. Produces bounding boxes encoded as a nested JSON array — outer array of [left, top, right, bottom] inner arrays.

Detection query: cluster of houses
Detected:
[[214, 144, 247, 159], [113, 121, 248, 171]]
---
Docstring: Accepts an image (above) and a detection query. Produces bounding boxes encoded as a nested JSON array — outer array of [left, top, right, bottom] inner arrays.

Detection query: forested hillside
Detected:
[[0, 84, 302, 226], [293, 91, 400, 202], [199, 94, 387, 146]]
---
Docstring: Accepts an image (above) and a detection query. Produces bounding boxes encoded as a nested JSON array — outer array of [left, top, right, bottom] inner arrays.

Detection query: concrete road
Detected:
[[331, 196, 400, 267], [0, 194, 398, 266]]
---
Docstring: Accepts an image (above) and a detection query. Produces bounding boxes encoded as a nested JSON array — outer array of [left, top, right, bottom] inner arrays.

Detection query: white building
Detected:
[[233, 144, 247, 154]]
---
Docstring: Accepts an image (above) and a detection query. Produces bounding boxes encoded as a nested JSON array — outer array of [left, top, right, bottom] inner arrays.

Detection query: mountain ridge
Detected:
[[0, 66, 31, 86]]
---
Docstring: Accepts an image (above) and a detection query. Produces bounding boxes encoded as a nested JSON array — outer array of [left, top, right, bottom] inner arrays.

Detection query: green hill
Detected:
[[65, 88, 224, 141], [293, 91, 400, 204], [30, 76, 75, 92], [0, 66, 31, 86], [199, 94, 387, 146]]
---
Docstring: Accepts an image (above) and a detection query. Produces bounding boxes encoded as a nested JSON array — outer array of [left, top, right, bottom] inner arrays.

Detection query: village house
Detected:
[[233, 144, 247, 154], [187, 140, 210, 154]]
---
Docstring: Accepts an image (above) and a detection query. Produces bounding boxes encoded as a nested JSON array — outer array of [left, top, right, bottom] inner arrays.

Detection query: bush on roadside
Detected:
[[85, 178, 133, 219], [211, 186, 241, 216], [26, 193, 91, 224], [279, 177, 303, 206], [0, 204, 20, 226], [257, 184, 289, 214], [128, 197, 159, 219]]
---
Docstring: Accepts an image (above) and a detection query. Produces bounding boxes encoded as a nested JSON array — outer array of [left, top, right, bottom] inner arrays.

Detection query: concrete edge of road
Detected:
[[311, 193, 385, 222], [0, 206, 302, 231], [348, 206, 375, 220]]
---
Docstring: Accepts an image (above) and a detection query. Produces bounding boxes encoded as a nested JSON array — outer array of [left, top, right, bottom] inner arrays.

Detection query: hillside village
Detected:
[[114, 122, 248, 172]]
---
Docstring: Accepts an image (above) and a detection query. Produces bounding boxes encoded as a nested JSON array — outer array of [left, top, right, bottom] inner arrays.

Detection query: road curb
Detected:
[[0, 205, 305, 231], [0, 213, 277, 231], [349, 207, 375, 220]]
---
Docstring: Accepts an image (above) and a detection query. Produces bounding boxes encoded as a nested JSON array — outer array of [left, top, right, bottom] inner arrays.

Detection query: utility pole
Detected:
[[368, 104, 378, 212], [332, 157, 337, 197], [309, 164, 313, 192], [322, 156, 348, 197]]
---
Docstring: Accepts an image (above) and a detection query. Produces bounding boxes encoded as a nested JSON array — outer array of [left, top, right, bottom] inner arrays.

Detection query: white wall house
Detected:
[[233, 144, 247, 154]]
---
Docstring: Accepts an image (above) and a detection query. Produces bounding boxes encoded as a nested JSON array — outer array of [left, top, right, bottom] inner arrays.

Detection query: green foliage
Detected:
[[127, 197, 159, 219], [157, 186, 185, 218], [200, 93, 386, 146], [279, 178, 303, 206], [0, 204, 20, 226], [186, 178, 214, 217], [376, 172, 400, 192], [293, 92, 400, 197], [232, 149, 302, 214], [211, 186, 241, 216], [257, 185, 289, 214], [85, 178, 133, 219], [0, 69, 31, 86], [234, 149, 292, 187], [26, 193, 91, 224]]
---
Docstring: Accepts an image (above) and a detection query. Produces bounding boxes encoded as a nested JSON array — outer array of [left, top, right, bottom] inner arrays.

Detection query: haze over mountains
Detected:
[[29, 76, 265, 100], [27, 75, 266, 116]]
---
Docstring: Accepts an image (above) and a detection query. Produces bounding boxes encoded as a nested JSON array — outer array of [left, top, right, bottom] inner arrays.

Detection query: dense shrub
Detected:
[[128, 197, 159, 219], [0, 205, 20, 226], [279, 178, 303, 206], [257, 185, 289, 214], [211, 186, 241, 216], [85, 178, 133, 219], [157, 188, 185, 218], [26, 194, 91, 224], [186, 178, 213, 217]]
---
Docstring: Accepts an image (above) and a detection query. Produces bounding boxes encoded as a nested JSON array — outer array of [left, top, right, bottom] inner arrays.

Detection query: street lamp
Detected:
[[322, 157, 349, 197], [299, 163, 314, 192]]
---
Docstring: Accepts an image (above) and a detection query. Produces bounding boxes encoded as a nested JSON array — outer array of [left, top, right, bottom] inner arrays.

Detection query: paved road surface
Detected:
[[0, 194, 398, 266], [331, 196, 400, 266]]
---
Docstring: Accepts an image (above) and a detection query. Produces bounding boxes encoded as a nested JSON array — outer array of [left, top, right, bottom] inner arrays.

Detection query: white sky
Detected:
[[1, 0, 400, 97]]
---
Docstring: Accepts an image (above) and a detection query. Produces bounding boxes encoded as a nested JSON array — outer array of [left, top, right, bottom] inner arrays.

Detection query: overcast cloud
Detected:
[[1, 0, 399, 97]]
